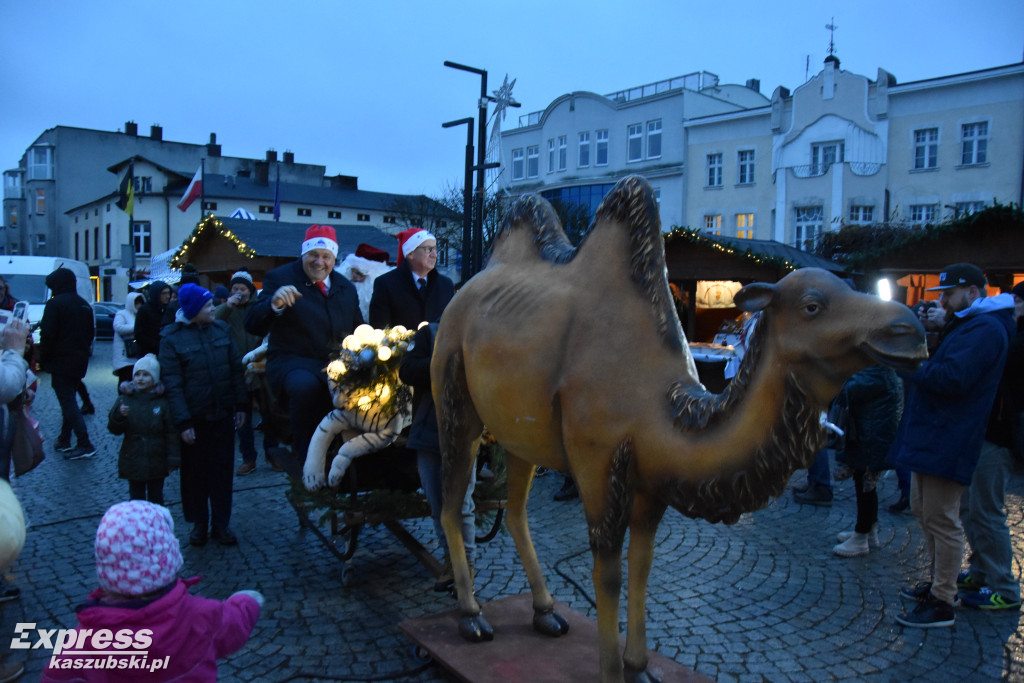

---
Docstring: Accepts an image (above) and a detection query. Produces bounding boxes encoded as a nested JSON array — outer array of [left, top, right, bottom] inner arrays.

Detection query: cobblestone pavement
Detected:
[[3, 342, 1022, 681]]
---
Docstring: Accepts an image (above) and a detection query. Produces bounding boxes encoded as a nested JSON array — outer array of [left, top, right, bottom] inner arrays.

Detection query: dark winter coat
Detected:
[[985, 326, 1024, 449], [134, 281, 170, 358], [399, 323, 439, 453], [835, 365, 903, 473], [244, 260, 362, 375], [159, 315, 246, 431], [107, 390, 180, 480], [369, 261, 455, 330], [38, 268, 94, 379], [894, 295, 1015, 484]]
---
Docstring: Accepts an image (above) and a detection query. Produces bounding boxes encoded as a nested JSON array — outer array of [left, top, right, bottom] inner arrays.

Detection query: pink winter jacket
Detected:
[[41, 577, 260, 682]]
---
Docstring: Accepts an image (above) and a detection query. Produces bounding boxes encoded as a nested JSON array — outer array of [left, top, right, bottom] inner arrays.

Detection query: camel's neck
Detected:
[[660, 317, 829, 523]]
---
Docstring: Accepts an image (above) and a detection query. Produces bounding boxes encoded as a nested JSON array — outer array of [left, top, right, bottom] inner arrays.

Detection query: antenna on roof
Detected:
[[825, 17, 838, 57]]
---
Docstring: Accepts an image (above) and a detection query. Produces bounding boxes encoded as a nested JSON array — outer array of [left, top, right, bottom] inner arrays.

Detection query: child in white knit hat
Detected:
[[107, 354, 179, 504], [41, 501, 262, 682]]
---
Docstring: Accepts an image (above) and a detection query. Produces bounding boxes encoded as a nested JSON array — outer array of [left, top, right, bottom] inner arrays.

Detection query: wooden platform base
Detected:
[[399, 593, 710, 682]]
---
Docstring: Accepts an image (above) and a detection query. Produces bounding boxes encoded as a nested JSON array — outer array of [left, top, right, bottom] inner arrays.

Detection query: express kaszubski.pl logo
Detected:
[[11, 623, 170, 673]]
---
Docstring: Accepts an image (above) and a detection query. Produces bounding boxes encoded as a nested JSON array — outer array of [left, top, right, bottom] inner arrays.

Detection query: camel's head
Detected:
[[734, 268, 927, 403]]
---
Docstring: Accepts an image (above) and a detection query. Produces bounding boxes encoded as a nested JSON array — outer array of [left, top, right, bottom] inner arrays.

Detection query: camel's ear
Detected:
[[734, 282, 775, 313]]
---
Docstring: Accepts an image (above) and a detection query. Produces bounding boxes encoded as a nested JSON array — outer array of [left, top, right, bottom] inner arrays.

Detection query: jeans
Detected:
[[960, 441, 1019, 600], [51, 373, 89, 446], [237, 401, 257, 464], [807, 448, 832, 489], [180, 416, 235, 531], [417, 450, 476, 560], [910, 472, 966, 605], [853, 470, 878, 534], [273, 365, 332, 466], [128, 478, 165, 505]]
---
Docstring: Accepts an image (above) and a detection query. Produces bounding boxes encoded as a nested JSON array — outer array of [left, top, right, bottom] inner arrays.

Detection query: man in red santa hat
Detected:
[[245, 225, 363, 473], [369, 228, 455, 330]]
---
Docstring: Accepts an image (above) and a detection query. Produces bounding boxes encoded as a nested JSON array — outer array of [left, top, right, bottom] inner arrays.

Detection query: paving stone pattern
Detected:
[[3, 342, 1022, 681]]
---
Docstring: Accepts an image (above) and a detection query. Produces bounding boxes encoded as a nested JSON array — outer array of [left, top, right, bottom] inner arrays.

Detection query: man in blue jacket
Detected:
[[245, 225, 362, 475], [894, 263, 1014, 628]]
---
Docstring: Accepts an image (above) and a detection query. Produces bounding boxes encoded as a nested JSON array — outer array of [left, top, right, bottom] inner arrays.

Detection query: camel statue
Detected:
[[430, 175, 927, 683]]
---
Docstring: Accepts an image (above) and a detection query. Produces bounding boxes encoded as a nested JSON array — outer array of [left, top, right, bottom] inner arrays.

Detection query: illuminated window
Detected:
[[35, 189, 45, 215], [736, 213, 753, 232]]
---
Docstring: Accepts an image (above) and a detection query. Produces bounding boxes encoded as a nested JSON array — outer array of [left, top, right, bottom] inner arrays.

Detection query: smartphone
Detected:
[[12, 301, 27, 323]]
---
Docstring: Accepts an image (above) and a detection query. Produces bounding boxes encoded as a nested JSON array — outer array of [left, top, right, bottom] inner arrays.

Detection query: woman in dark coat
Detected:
[[134, 280, 171, 358]]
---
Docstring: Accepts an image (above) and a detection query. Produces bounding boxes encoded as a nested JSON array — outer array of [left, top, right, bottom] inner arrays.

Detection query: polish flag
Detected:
[[177, 166, 203, 212]]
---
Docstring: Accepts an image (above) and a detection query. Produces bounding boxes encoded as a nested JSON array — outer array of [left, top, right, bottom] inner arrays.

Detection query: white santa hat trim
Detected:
[[402, 229, 436, 257]]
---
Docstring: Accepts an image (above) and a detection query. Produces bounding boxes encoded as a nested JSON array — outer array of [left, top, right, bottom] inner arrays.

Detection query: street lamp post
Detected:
[[442, 117, 474, 285]]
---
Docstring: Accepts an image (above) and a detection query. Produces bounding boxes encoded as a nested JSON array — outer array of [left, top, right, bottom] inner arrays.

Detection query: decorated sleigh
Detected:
[[244, 326, 506, 585]]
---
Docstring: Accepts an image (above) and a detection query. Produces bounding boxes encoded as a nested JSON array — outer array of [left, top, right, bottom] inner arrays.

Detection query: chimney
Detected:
[[207, 132, 221, 157], [266, 149, 278, 163], [283, 150, 294, 164], [745, 78, 760, 94], [150, 124, 163, 141], [125, 121, 138, 136]]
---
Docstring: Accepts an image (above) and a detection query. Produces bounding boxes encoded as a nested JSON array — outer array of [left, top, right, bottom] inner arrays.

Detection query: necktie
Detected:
[[417, 278, 426, 292], [316, 281, 327, 296]]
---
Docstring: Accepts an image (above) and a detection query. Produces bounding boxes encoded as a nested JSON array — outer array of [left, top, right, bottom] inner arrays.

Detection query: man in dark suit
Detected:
[[369, 228, 455, 330], [245, 225, 362, 472]]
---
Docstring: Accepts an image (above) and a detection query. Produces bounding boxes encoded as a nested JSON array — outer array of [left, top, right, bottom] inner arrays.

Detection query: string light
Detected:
[[171, 215, 258, 269], [663, 227, 797, 272]]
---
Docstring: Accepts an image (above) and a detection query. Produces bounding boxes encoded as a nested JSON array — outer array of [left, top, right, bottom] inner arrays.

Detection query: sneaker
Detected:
[[80, 402, 96, 415], [53, 438, 73, 454], [793, 484, 833, 507], [211, 527, 238, 546], [895, 592, 955, 628], [833, 533, 870, 557], [899, 581, 933, 602], [959, 587, 1021, 610], [888, 494, 911, 514], [64, 443, 96, 460], [957, 570, 986, 591], [837, 525, 880, 548], [236, 462, 256, 476]]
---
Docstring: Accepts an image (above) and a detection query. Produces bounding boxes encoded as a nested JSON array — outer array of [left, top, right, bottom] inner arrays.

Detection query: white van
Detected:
[[0, 256, 96, 331]]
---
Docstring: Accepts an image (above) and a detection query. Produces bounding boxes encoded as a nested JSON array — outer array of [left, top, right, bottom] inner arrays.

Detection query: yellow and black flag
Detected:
[[116, 162, 135, 217]]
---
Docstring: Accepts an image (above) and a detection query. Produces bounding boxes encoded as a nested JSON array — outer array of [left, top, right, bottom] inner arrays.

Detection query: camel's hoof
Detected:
[[457, 614, 494, 642], [302, 472, 324, 492], [532, 610, 569, 637], [625, 665, 662, 683]]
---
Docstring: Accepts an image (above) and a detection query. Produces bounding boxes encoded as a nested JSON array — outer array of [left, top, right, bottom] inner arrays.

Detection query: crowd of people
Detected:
[[0, 239, 1021, 679]]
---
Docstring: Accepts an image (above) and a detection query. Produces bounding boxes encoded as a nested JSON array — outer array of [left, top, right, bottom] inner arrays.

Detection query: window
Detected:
[[383, 216, 396, 224], [737, 150, 755, 184], [647, 120, 662, 159], [703, 214, 722, 233], [595, 130, 608, 166], [297, 208, 311, 217], [36, 234, 46, 250], [132, 221, 151, 256], [955, 201, 985, 216], [627, 124, 643, 162], [105, 224, 111, 257], [357, 213, 370, 222], [914, 128, 938, 169], [512, 148, 524, 179], [133, 177, 152, 194], [811, 142, 844, 175], [94, 227, 99, 260], [960, 122, 988, 165], [84, 231, 89, 261], [578, 133, 590, 167], [75, 233, 79, 260], [653, 188, 661, 204], [35, 189, 45, 215], [259, 205, 274, 214], [849, 206, 874, 223], [203, 201, 217, 211], [706, 153, 723, 187], [28, 146, 53, 180], [436, 238, 449, 268], [557, 136, 567, 171], [547, 139, 555, 173], [910, 204, 937, 225], [526, 146, 539, 177], [328, 210, 341, 219], [736, 213, 754, 238], [794, 206, 823, 251]]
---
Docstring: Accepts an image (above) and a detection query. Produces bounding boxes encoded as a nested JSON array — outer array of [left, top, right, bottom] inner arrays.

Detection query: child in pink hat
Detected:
[[42, 501, 262, 681]]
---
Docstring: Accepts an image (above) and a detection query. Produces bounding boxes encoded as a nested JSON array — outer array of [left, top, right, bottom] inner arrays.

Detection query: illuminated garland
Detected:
[[663, 226, 798, 272], [325, 324, 416, 418], [171, 213, 258, 269]]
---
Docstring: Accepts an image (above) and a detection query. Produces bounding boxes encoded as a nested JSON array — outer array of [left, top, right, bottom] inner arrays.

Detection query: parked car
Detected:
[[91, 301, 124, 341]]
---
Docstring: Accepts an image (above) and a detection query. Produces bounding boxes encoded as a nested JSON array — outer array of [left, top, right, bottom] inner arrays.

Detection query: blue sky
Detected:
[[2, 0, 1022, 197]]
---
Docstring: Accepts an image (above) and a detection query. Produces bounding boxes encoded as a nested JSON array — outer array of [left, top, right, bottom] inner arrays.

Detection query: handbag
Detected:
[[123, 338, 140, 359], [10, 405, 44, 476]]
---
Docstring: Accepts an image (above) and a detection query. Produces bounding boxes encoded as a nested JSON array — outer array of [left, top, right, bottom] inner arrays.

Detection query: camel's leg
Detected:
[[437, 351, 489, 641], [504, 453, 569, 637], [590, 538, 625, 683], [623, 493, 667, 683]]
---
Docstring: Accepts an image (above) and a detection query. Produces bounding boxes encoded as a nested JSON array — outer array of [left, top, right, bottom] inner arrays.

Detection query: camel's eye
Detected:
[[804, 302, 820, 315]]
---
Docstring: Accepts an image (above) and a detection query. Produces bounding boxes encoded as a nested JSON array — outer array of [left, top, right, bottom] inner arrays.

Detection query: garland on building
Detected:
[[663, 227, 799, 272], [170, 214, 257, 269], [325, 324, 416, 417]]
